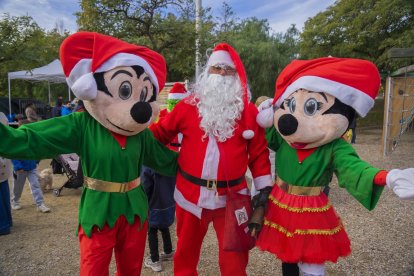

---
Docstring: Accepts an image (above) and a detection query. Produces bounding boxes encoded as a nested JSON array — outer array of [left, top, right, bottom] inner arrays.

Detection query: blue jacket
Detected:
[[12, 159, 37, 171], [141, 166, 176, 228], [61, 106, 72, 116]]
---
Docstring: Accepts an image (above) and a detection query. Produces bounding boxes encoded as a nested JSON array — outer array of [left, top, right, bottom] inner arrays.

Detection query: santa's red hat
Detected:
[[257, 57, 380, 128], [59, 32, 166, 100], [208, 43, 254, 139], [168, 82, 190, 100]]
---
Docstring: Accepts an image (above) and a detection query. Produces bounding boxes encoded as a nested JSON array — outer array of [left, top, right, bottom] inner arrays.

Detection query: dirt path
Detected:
[[0, 128, 413, 275]]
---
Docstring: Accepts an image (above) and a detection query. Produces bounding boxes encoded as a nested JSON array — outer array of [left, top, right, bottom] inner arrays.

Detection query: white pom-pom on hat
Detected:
[[70, 72, 97, 100]]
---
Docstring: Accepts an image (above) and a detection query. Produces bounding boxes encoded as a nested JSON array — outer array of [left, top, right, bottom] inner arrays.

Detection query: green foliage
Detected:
[[76, 0, 216, 83], [0, 14, 68, 102], [214, 17, 300, 100], [300, 0, 414, 73]]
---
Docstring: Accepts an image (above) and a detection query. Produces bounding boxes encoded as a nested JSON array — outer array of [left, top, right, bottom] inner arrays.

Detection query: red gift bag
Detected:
[[223, 189, 256, 252]]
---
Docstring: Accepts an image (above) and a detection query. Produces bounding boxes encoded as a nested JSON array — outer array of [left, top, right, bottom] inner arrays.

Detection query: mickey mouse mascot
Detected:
[[255, 57, 414, 276], [0, 32, 178, 275]]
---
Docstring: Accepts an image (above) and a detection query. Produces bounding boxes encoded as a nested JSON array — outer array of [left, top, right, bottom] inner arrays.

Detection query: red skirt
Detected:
[[256, 185, 351, 264]]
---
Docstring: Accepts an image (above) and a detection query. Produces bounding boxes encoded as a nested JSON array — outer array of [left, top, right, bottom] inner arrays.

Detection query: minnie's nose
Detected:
[[278, 114, 298, 136]]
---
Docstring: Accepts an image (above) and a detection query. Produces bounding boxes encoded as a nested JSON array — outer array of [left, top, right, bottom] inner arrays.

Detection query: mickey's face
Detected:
[[274, 89, 350, 149], [84, 65, 159, 136]]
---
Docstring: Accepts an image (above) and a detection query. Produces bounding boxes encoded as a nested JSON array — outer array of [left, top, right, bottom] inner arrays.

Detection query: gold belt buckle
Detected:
[[206, 179, 217, 190]]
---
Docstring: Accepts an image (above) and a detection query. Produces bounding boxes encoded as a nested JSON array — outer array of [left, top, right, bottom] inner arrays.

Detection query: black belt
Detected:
[[178, 167, 244, 190]]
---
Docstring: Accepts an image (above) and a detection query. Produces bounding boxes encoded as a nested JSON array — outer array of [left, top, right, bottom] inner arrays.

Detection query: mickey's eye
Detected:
[[140, 86, 148, 102], [119, 81, 132, 100], [287, 97, 296, 113], [304, 98, 321, 116]]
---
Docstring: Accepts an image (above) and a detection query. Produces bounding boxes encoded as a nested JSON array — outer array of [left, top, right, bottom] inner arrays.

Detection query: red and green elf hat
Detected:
[[60, 31, 166, 101]]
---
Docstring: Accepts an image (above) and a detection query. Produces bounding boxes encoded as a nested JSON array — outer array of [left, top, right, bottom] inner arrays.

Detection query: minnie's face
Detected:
[[84, 65, 159, 136], [274, 89, 349, 149]]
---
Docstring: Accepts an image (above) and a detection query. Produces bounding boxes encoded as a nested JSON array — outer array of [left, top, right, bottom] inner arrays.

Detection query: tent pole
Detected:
[[8, 76, 12, 119], [48, 82, 51, 105]]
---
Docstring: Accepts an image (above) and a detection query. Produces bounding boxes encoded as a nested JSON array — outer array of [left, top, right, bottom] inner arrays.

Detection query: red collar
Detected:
[[295, 147, 317, 163], [109, 131, 127, 149]]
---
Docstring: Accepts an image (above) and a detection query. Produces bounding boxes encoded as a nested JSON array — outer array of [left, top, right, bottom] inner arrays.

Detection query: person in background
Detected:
[[24, 102, 40, 122], [10, 158, 51, 213], [61, 101, 73, 116], [10, 118, 50, 213], [143, 82, 190, 272], [51, 96, 63, 117], [74, 99, 85, 112], [0, 112, 13, 235]]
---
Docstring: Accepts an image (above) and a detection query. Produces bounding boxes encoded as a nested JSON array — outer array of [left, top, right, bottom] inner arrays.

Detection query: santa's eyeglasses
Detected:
[[209, 65, 237, 75]]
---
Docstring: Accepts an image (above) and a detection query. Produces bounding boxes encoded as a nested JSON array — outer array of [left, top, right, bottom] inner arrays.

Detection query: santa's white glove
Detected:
[[256, 98, 275, 128], [386, 168, 414, 200]]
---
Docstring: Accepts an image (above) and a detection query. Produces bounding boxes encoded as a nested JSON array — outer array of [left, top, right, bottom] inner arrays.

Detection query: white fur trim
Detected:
[[67, 59, 92, 88], [96, 53, 159, 92], [168, 92, 191, 100], [67, 53, 159, 93], [275, 76, 375, 117], [253, 174, 273, 190], [71, 72, 97, 100], [174, 188, 202, 218], [298, 263, 325, 275], [207, 50, 235, 67], [201, 135, 219, 180], [242, 129, 254, 139], [256, 107, 274, 128]]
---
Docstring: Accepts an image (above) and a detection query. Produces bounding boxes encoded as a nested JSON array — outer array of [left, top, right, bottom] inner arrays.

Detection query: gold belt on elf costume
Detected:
[[84, 176, 140, 193], [276, 177, 323, 196]]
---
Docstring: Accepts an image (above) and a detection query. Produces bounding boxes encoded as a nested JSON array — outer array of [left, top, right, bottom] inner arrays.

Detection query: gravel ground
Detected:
[[0, 128, 413, 276]]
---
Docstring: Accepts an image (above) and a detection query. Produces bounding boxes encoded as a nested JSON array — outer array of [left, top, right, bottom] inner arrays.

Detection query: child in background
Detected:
[[143, 82, 190, 272]]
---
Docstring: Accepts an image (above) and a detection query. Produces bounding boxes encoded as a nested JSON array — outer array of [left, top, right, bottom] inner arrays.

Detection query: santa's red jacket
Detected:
[[150, 96, 273, 218]]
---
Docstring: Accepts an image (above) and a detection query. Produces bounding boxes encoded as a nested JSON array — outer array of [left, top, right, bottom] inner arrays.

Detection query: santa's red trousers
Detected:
[[78, 216, 148, 276], [174, 205, 249, 276]]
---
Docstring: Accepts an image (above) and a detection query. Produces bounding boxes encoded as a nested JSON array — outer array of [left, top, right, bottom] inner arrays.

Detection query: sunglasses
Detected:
[[209, 65, 237, 75]]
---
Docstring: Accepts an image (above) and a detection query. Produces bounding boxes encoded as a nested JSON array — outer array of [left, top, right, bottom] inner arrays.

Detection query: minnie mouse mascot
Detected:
[[255, 57, 414, 276]]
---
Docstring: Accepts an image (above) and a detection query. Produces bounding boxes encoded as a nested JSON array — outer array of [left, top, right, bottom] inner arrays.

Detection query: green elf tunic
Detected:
[[0, 112, 177, 237], [256, 126, 384, 264]]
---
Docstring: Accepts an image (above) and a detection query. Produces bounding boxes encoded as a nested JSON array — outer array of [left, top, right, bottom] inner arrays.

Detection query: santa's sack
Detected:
[[223, 189, 256, 251]]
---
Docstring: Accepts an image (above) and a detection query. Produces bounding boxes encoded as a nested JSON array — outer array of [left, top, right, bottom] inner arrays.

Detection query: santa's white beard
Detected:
[[194, 73, 244, 142]]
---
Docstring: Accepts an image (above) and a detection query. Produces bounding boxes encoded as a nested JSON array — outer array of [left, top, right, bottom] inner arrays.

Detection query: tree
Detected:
[[0, 14, 68, 100], [300, 0, 414, 73], [216, 1, 238, 35], [76, 0, 216, 82], [77, 0, 185, 52], [218, 18, 300, 100]]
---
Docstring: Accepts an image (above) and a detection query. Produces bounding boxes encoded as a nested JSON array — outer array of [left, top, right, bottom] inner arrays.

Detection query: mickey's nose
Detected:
[[278, 114, 298, 136], [130, 102, 152, 124]]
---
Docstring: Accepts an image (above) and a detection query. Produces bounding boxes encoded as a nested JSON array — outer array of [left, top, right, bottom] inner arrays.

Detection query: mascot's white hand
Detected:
[[386, 168, 414, 200], [257, 98, 274, 112], [256, 98, 275, 128]]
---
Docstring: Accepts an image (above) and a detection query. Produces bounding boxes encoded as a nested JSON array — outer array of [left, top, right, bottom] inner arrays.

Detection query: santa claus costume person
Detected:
[[150, 43, 273, 276]]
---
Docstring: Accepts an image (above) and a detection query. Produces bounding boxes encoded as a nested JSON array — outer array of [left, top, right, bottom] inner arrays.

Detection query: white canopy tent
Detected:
[[7, 59, 69, 116]]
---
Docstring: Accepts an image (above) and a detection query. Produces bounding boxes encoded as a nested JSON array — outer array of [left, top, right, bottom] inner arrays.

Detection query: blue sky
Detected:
[[0, 0, 336, 34]]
